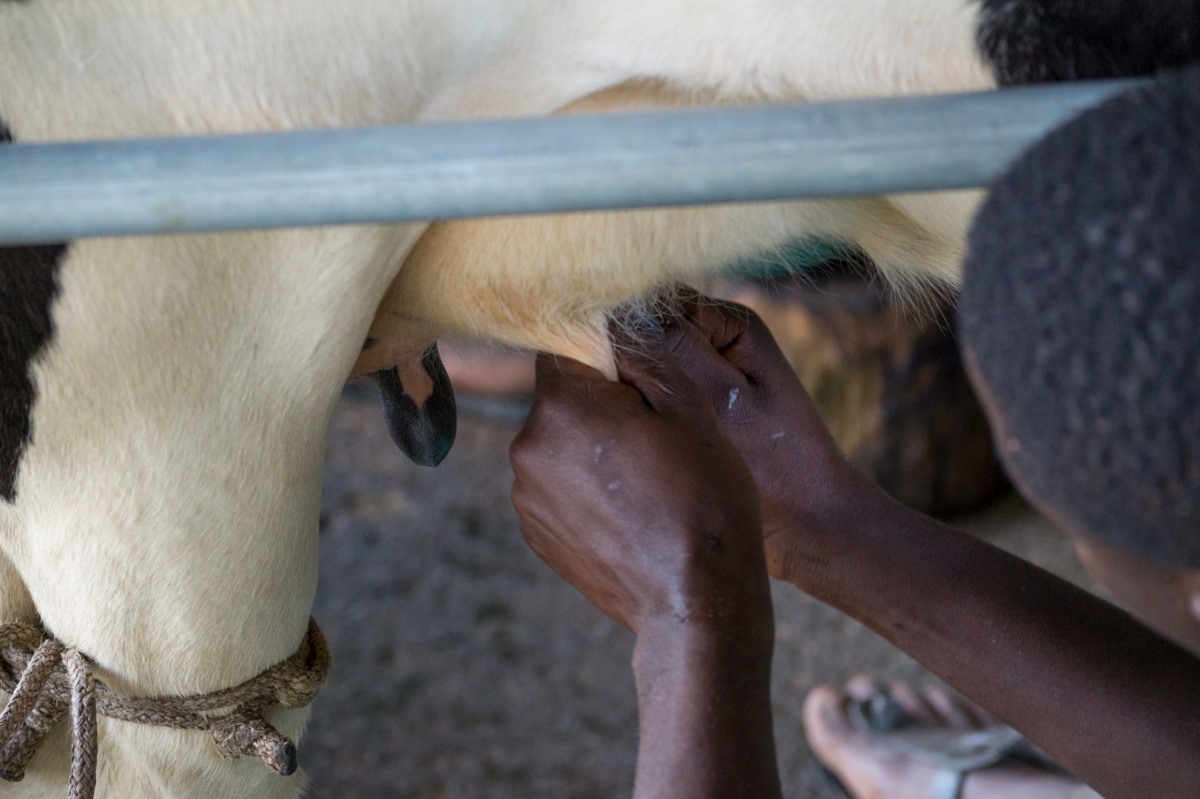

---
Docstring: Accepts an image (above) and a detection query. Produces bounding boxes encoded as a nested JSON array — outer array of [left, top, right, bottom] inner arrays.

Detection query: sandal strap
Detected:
[[848, 694, 1025, 772], [930, 768, 966, 799]]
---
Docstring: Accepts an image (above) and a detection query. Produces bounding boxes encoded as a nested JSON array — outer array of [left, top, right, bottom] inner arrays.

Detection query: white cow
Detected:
[[0, 1, 1184, 796]]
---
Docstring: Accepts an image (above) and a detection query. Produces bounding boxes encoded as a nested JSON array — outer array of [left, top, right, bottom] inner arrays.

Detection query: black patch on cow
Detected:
[[0, 119, 67, 502], [976, 0, 1200, 85]]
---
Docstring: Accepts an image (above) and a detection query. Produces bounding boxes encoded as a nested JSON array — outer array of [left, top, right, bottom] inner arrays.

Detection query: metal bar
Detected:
[[0, 80, 1138, 245]]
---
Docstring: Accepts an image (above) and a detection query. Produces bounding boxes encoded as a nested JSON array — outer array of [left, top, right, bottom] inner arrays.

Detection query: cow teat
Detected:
[[372, 344, 457, 467]]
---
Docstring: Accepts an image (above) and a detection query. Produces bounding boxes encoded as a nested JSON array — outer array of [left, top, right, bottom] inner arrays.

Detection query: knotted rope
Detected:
[[0, 618, 330, 799]]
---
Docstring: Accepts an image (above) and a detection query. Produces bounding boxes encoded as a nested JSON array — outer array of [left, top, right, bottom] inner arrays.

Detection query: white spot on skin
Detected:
[[727, 388, 740, 410], [607, 480, 622, 492], [593, 443, 605, 462], [772, 431, 786, 441]]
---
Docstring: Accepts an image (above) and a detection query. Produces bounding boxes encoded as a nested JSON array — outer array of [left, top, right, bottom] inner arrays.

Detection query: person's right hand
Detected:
[[660, 293, 884, 579], [509, 344, 770, 638]]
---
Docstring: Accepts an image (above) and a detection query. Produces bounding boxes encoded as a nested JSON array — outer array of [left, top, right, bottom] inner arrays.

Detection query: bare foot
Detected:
[[804, 677, 1095, 799]]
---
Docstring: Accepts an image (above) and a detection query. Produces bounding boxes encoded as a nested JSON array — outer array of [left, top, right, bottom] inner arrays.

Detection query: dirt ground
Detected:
[[300, 383, 1097, 798]]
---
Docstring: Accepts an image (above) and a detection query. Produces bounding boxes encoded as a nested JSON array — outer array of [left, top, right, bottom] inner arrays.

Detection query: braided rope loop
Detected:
[[65, 651, 97, 799], [0, 633, 63, 779], [0, 618, 330, 798]]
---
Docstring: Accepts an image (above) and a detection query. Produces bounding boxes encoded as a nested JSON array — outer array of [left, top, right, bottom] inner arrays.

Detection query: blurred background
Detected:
[[300, 249, 1101, 798]]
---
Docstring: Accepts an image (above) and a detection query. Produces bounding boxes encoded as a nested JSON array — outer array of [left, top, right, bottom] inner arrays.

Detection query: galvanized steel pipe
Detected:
[[0, 80, 1137, 245]]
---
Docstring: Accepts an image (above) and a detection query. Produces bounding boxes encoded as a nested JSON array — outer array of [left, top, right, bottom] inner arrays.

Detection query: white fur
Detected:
[[0, 1, 995, 795]]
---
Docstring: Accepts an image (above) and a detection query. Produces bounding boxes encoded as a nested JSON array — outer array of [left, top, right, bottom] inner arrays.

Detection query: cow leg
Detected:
[[2, 226, 417, 798]]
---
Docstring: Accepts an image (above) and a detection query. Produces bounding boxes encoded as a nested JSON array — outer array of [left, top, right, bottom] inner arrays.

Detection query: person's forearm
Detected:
[[780, 490, 1200, 799], [631, 615, 782, 799]]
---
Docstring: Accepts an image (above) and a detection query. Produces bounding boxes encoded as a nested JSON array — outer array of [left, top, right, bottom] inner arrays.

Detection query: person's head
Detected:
[[959, 65, 1200, 652]]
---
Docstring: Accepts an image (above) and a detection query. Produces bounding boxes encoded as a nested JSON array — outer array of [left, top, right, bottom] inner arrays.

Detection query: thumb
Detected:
[[679, 294, 792, 387], [609, 317, 703, 414]]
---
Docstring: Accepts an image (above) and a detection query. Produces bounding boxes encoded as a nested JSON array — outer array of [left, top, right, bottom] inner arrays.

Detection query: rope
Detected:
[[65, 651, 96, 799], [0, 618, 330, 799]]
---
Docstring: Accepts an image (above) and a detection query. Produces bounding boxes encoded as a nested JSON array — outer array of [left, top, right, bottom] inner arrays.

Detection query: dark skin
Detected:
[[510, 297, 1200, 799], [510, 333, 781, 799]]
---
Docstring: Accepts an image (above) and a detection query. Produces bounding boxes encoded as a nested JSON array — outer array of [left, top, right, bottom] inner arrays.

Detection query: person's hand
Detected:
[[509, 336, 771, 638], [661, 293, 884, 579]]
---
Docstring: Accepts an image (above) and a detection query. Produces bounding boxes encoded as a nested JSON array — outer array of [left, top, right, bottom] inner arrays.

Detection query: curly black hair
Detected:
[[976, 0, 1200, 85], [960, 65, 1200, 567]]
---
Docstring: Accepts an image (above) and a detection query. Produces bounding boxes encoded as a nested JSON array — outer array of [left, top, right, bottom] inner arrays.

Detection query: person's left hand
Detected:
[[509, 333, 770, 636]]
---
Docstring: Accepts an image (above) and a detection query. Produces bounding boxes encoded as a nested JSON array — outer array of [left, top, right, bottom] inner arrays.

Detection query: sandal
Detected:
[[820, 690, 1069, 799]]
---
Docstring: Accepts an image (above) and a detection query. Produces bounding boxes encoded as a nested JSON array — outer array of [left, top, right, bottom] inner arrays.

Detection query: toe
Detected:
[[924, 685, 976, 729], [845, 674, 885, 702], [804, 684, 856, 751], [803, 682, 943, 799], [889, 681, 939, 726]]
